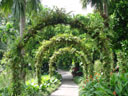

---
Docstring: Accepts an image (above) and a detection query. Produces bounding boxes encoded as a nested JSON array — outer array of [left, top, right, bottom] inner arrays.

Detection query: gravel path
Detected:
[[50, 70, 79, 96]]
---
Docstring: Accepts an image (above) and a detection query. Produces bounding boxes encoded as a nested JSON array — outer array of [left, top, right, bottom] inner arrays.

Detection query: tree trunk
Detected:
[[19, 0, 26, 83], [20, 15, 26, 83], [103, 2, 108, 18], [102, 2, 109, 27], [20, 14, 25, 38], [20, 0, 26, 37]]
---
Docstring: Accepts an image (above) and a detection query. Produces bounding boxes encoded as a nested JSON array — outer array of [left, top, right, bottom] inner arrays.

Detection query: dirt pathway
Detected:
[[50, 70, 79, 96]]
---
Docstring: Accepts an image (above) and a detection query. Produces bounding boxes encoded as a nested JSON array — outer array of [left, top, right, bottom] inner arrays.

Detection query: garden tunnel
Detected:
[[3, 9, 112, 95], [35, 34, 90, 84], [48, 47, 88, 78]]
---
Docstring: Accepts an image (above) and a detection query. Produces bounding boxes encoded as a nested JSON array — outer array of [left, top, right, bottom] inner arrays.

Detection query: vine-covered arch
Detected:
[[6, 10, 90, 95], [3, 8, 113, 95], [49, 47, 88, 77], [35, 34, 90, 84], [3, 9, 91, 95]]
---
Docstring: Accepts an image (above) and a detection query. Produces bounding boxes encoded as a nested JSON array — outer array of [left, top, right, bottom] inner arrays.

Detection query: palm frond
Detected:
[[80, 0, 109, 12], [26, 0, 41, 14], [0, 0, 13, 15]]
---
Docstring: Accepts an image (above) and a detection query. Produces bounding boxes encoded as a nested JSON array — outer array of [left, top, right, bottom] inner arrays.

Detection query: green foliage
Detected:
[[0, 74, 62, 96], [79, 79, 113, 96], [0, 13, 19, 69], [0, 17, 19, 48], [0, 70, 12, 89], [117, 51, 128, 73], [110, 73, 128, 95], [1, 7, 114, 95], [0, 0, 41, 19], [35, 34, 89, 84], [73, 76, 84, 84], [1, 37, 24, 95], [25, 74, 61, 96], [112, 0, 128, 50], [57, 52, 73, 70], [26, 10, 112, 82], [0, 87, 13, 96], [79, 72, 128, 96], [94, 60, 102, 73], [70, 60, 83, 77], [48, 47, 87, 76]]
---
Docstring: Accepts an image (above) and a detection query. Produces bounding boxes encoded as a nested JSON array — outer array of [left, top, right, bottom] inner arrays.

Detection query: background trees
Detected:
[[0, 0, 128, 96], [0, 0, 40, 37], [80, 0, 110, 18]]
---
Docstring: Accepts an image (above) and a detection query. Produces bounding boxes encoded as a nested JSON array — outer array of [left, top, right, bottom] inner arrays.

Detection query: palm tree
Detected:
[[0, 0, 41, 95], [80, 0, 110, 18], [0, 0, 40, 37]]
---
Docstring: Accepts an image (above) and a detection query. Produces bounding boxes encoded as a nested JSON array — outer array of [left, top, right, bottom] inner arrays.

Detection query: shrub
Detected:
[[73, 76, 83, 84], [0, 74, 62, 96], [79, 73, 128, 96]]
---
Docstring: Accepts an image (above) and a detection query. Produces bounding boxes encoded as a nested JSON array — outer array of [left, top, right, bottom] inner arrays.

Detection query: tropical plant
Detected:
[[0, 74, 62, 96], [1, 8, 114, 95], [80, 0, 110, 18], [79, 72, 128, 96], [0, 0, 41, 37], [112, 1, 128, 50]]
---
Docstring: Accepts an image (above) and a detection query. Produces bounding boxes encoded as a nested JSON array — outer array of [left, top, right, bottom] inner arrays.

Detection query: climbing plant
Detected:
[[2, 8, 113, 95], [35, 34, 90, 84], [4, 9, 89, 95], [48, 47, 88, 78], [2, 38, 23, 95]]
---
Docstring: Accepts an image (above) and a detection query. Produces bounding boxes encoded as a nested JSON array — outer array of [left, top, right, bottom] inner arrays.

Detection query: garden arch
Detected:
[[3, 9, 112, 95], [35, 34, 90, 84], [7, 10, 90, 95], [48, 47, 88, 77]]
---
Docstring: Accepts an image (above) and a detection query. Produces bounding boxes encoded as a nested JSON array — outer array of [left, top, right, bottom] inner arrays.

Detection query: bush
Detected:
[[71, 62, 83, 77], [0, 74, 62, 96], [73, 76, 83, 84], [79, 72, 128, 96], [25, 74, 62, 96]]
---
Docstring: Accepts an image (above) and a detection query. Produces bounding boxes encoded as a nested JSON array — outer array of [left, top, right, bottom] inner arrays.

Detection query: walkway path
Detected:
[[50, 70, 79, 96]]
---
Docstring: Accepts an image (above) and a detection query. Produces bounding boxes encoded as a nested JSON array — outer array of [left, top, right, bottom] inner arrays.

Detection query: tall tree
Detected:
[[80, 0, 110, 18], [0, 0, 40, 37]]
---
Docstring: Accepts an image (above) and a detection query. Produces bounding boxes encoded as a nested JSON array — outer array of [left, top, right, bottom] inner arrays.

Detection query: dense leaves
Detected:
[[1, 2, 127, 95]]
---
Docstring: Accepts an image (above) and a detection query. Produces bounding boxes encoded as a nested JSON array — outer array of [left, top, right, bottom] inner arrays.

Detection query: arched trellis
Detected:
[[7, 10, 89, 95], [48, 47, 88, 78], [3, 9, 113, 95], [35, 34, 90, 84]]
